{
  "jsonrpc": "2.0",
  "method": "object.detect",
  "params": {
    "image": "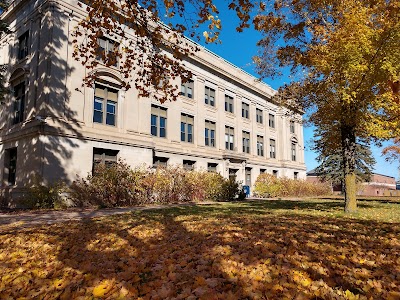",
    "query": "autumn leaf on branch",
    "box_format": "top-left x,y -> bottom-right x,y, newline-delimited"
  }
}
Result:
72,0 -> 256,103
